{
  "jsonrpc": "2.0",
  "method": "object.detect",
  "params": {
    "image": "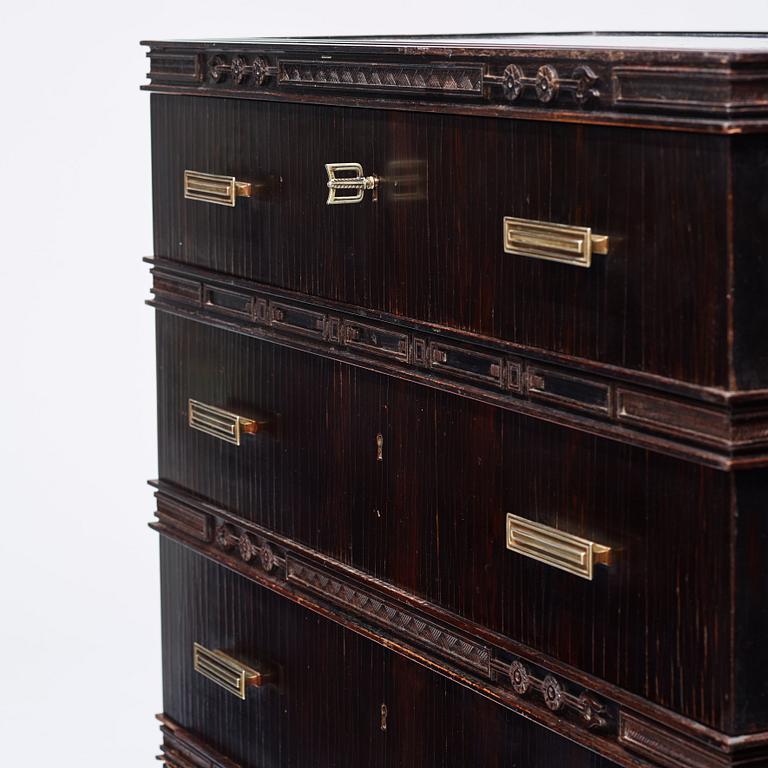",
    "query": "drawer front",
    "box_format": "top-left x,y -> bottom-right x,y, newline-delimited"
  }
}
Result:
152,94 -> 728,387
160,537 -> 618,768
157,313 -> 733,729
